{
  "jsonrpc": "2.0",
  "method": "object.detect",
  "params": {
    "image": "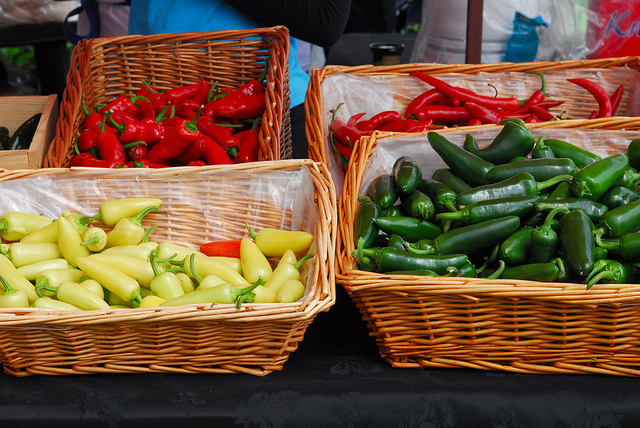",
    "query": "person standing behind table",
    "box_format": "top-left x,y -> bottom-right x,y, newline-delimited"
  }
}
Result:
128,0 -> 351,160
